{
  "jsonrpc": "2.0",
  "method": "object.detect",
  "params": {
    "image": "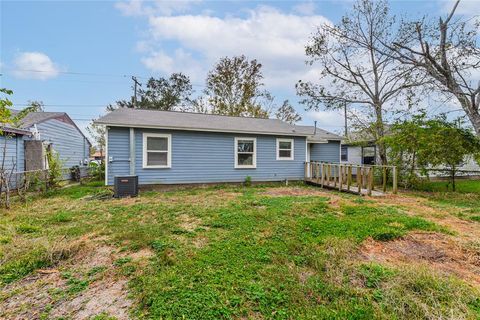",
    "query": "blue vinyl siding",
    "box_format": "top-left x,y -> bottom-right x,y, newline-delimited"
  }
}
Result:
107,127 -> 307,185
310,141 -> 341,163
0,134 -> 25,188
34,119 -> 90,168
0,134 -> 25,172
107,127 -> 130,183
